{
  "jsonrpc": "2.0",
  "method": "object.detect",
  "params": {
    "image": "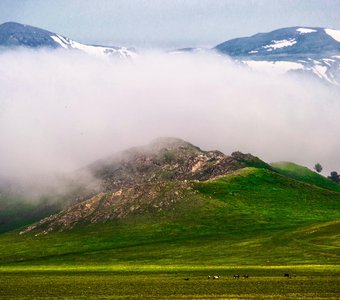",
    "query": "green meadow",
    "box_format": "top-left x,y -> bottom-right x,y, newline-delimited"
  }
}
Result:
0,165 -> 339,298
1,265 -> 339,299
